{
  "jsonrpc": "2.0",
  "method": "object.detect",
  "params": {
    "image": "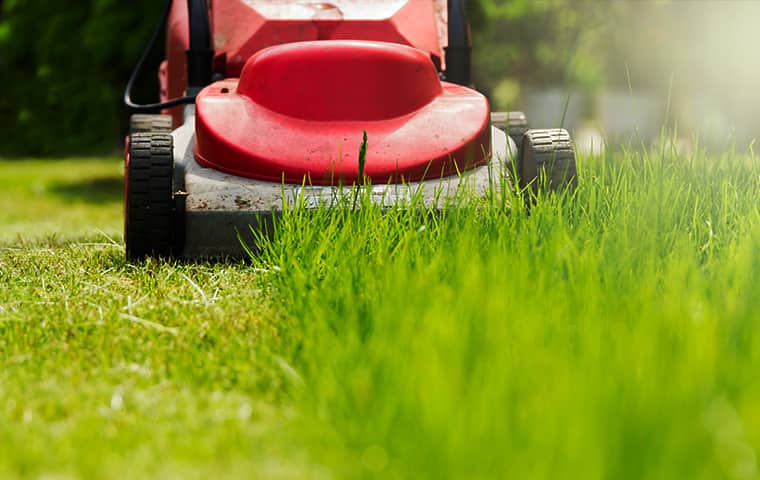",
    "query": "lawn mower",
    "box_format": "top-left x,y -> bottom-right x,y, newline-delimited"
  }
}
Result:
124,0 -> 577,259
